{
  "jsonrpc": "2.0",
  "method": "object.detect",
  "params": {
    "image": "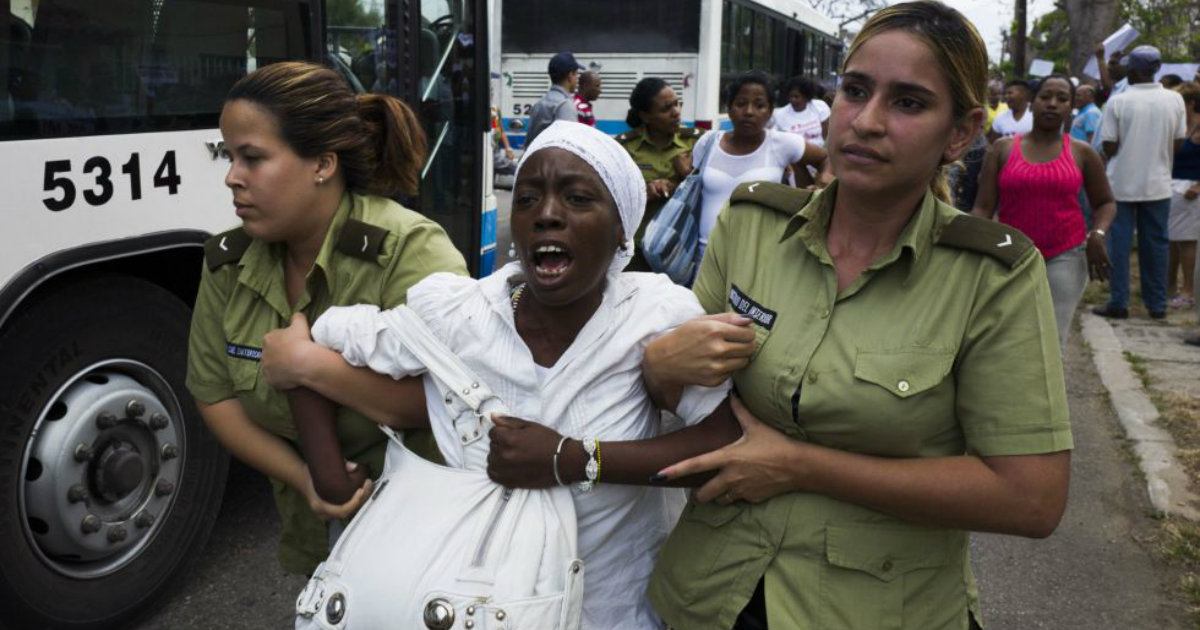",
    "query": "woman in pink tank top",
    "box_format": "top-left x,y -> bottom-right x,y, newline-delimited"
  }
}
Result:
972,74 -> 1117,348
